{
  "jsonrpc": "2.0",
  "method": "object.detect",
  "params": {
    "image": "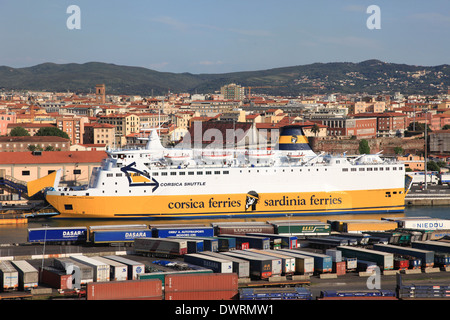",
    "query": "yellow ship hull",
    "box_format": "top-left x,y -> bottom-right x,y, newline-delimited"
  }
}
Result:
47,188 -> 405,219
